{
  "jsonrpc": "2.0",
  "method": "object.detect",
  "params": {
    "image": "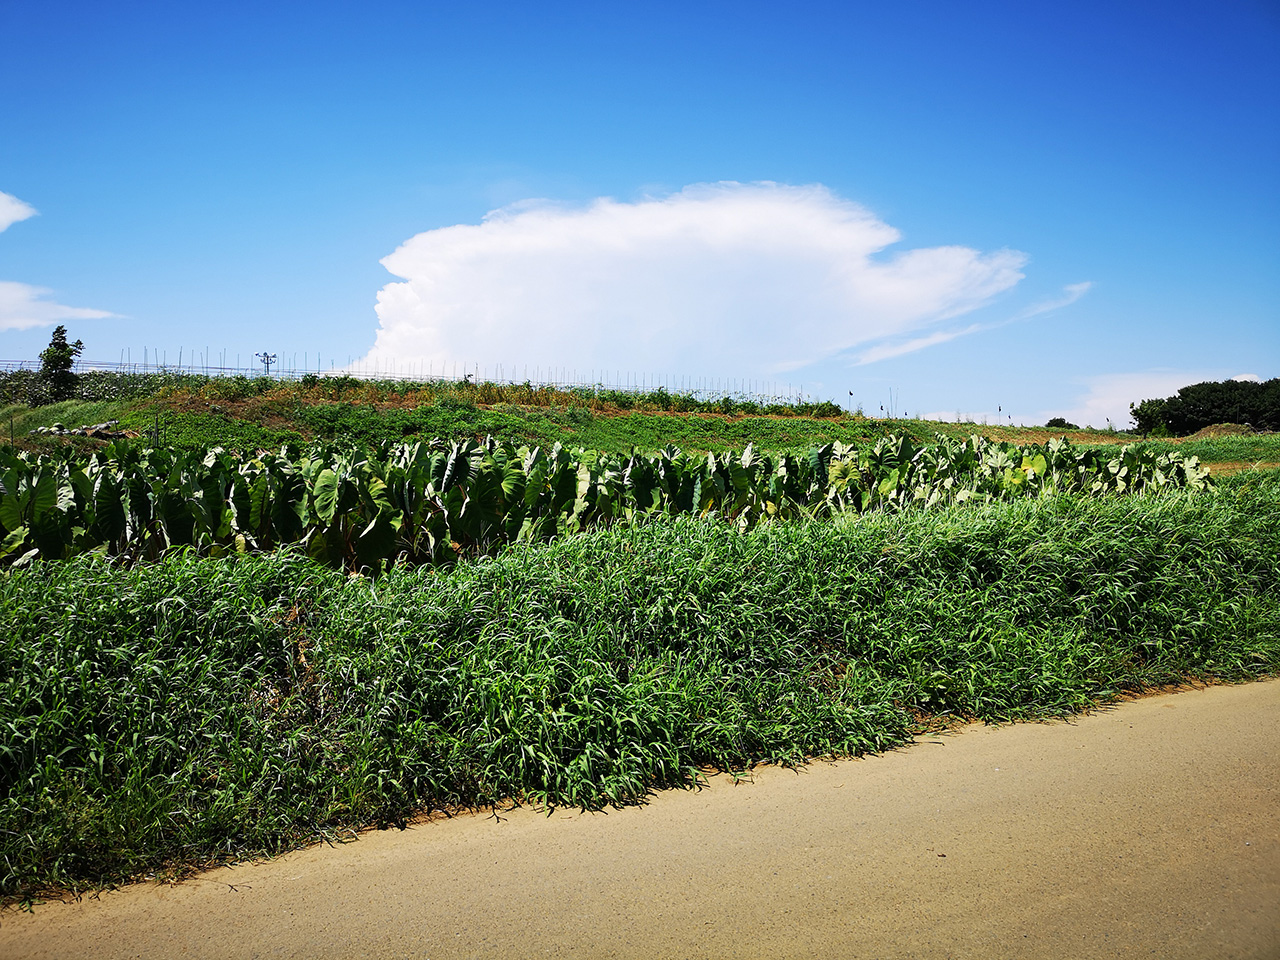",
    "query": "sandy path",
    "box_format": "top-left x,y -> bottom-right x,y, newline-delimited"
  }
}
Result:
2,680 -> 1278,960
